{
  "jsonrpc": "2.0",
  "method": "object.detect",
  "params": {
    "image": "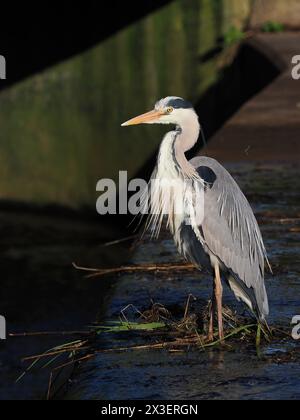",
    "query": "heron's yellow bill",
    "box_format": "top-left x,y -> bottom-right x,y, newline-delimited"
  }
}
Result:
121,109 -> 164,126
